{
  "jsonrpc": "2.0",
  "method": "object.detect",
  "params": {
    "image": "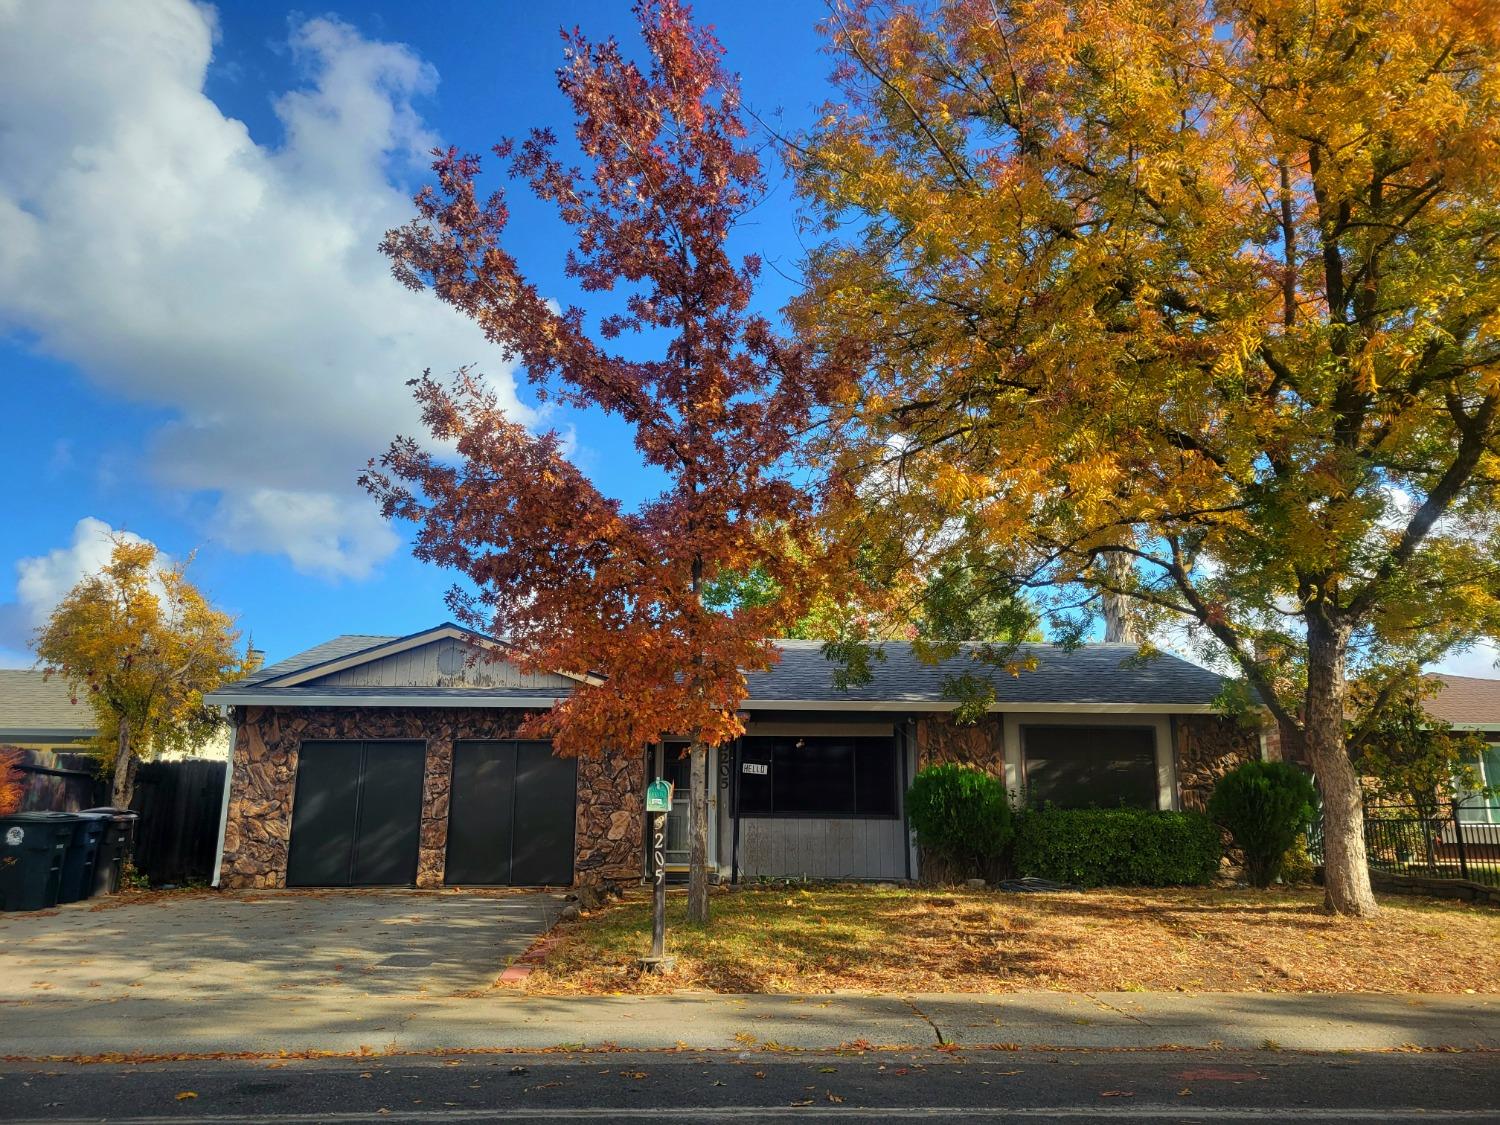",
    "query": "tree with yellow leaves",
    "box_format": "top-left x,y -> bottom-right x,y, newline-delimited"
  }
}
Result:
795,0 -> 1500,916
34,540 -> 252,807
